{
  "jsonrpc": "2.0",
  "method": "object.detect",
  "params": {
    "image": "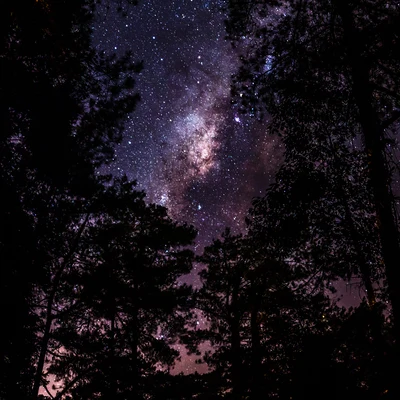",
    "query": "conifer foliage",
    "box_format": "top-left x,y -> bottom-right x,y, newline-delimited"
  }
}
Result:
226,0 -> 400,342
47,178 -> 197,399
